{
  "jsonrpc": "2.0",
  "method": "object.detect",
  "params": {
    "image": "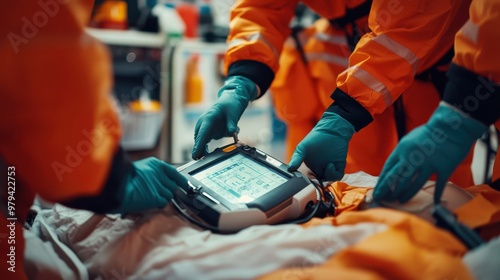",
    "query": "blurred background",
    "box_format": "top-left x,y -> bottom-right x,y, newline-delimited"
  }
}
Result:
86,0 -> 496,185
86,0 -> 317,164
